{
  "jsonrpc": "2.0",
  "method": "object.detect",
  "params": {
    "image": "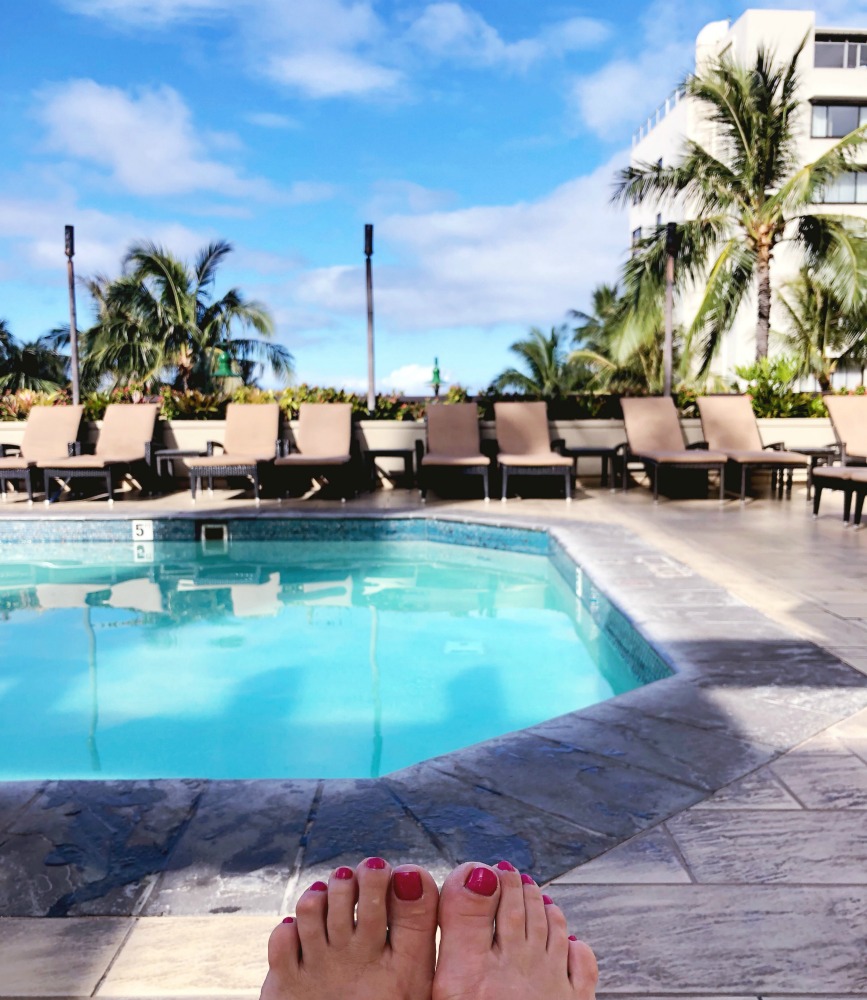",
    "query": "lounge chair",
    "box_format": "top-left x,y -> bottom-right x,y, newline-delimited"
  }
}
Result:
0,405 -> 83,503
620,396 -> 727,502
416,403 -> 490,501
697,395 -> 808,502
186,402 -> 280,504
274,403 -> 354,500
43,403 -> 158,505
824,395 -> 867,466
494,401 -> 573,501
